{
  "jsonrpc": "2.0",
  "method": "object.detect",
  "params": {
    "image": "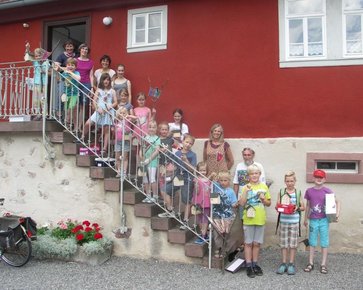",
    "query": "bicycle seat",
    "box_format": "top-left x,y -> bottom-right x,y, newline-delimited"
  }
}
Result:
0,216 -> 21,231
